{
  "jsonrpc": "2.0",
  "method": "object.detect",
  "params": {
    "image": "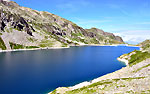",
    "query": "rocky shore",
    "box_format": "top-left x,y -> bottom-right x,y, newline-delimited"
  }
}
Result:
49,49 -> 150,94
